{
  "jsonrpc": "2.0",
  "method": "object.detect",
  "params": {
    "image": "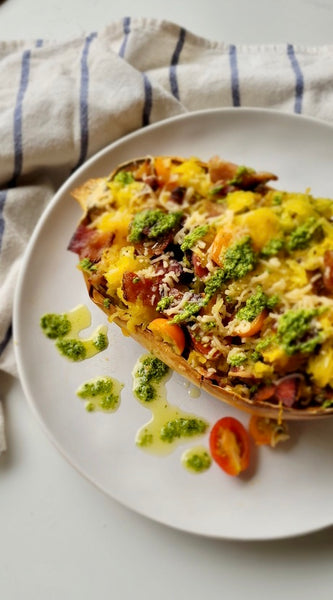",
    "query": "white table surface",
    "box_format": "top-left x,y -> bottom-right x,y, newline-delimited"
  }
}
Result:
2,1 -> 333,598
